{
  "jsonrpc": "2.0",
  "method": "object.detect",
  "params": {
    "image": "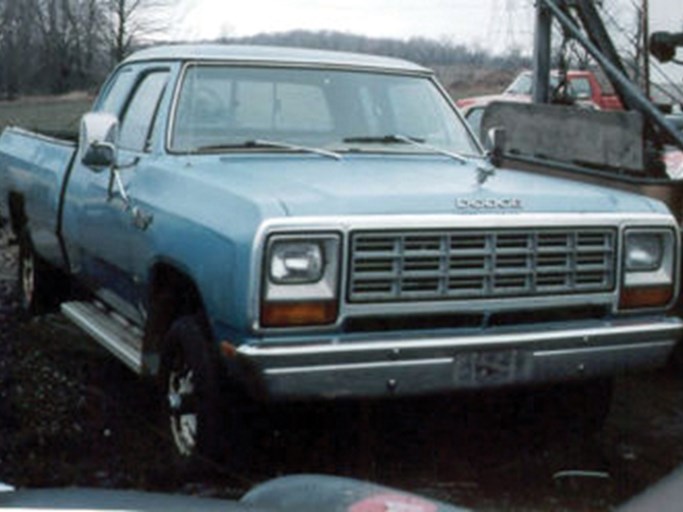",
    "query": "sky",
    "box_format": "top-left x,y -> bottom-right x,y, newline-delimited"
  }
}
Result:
168,0 -> 682,81
170,0 -> 525,50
